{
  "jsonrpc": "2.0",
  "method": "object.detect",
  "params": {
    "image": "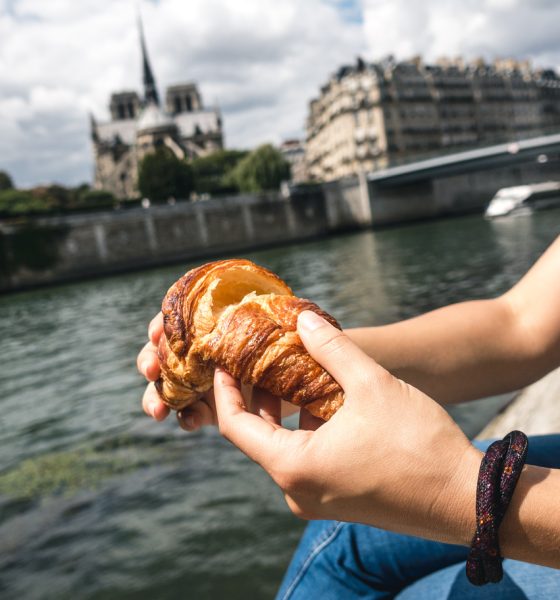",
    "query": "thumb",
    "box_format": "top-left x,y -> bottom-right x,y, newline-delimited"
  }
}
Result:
213,368 -> 290,470
297,310 -> 380,393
